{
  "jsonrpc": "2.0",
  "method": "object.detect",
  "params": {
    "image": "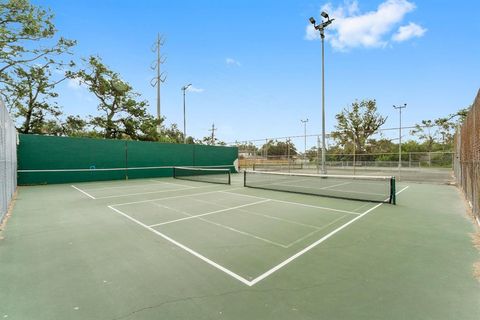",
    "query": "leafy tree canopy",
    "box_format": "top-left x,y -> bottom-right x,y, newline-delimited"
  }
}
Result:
0,0 -> 75,76
71,56 -> 157,140
331,99 -> 387,154
260,139 -> 297,156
